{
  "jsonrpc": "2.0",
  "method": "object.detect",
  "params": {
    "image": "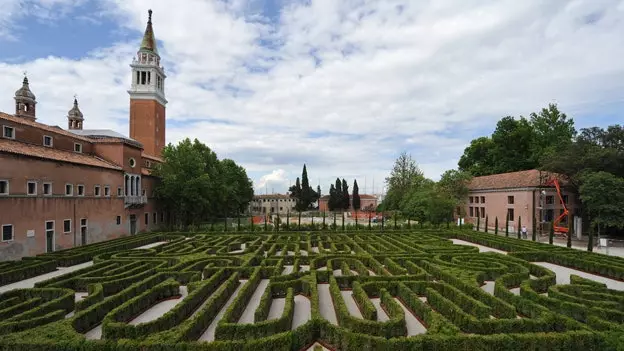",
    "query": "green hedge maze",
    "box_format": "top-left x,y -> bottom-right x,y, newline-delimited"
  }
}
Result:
0,230 -> 623,350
